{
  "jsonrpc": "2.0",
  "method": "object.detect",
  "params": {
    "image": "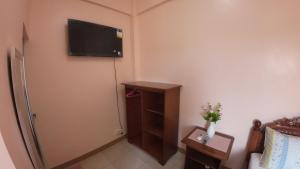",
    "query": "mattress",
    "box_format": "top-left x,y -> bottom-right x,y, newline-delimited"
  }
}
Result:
249,153 -> 265,169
